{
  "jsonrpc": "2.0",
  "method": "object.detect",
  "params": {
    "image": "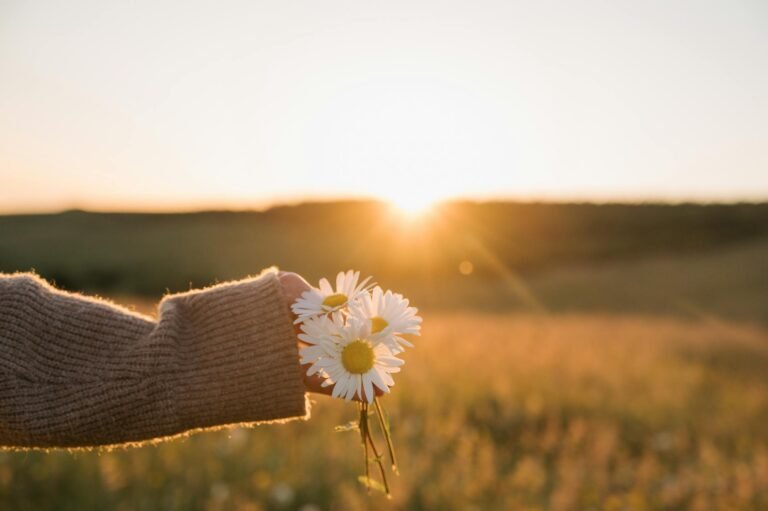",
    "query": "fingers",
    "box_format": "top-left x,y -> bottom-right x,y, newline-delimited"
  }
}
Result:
302,369 -> 333,397
279,271 -> 311,334
278,271 -> 311,305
